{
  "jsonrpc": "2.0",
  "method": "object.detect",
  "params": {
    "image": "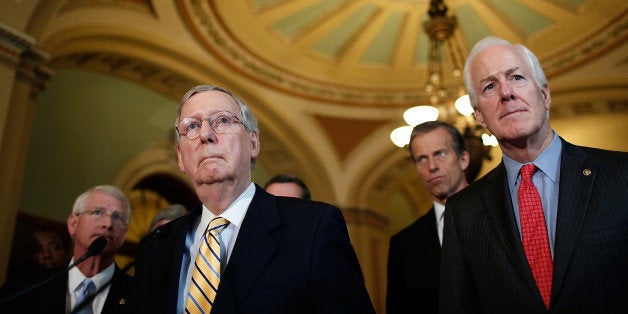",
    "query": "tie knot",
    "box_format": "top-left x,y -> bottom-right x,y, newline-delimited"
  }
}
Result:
520,164 -> 537,181
76,279 -> 95,295
208,217 -> 229,235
